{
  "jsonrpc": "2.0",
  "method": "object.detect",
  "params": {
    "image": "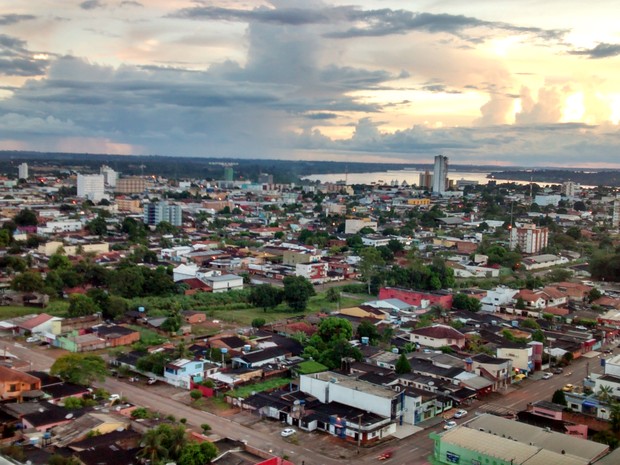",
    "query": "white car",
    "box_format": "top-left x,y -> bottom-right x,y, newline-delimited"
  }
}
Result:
542,372 -> 553,380
281,428 -> 296,437
444,421 -> 457,430
26,336 -> 40,343
453,409 -> 468,419
109,394 -> 120,401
